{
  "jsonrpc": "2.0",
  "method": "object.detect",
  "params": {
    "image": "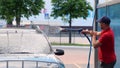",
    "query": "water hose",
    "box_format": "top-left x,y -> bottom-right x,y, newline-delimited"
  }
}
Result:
65,28 -> 92,68
83,34 -> 92,68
